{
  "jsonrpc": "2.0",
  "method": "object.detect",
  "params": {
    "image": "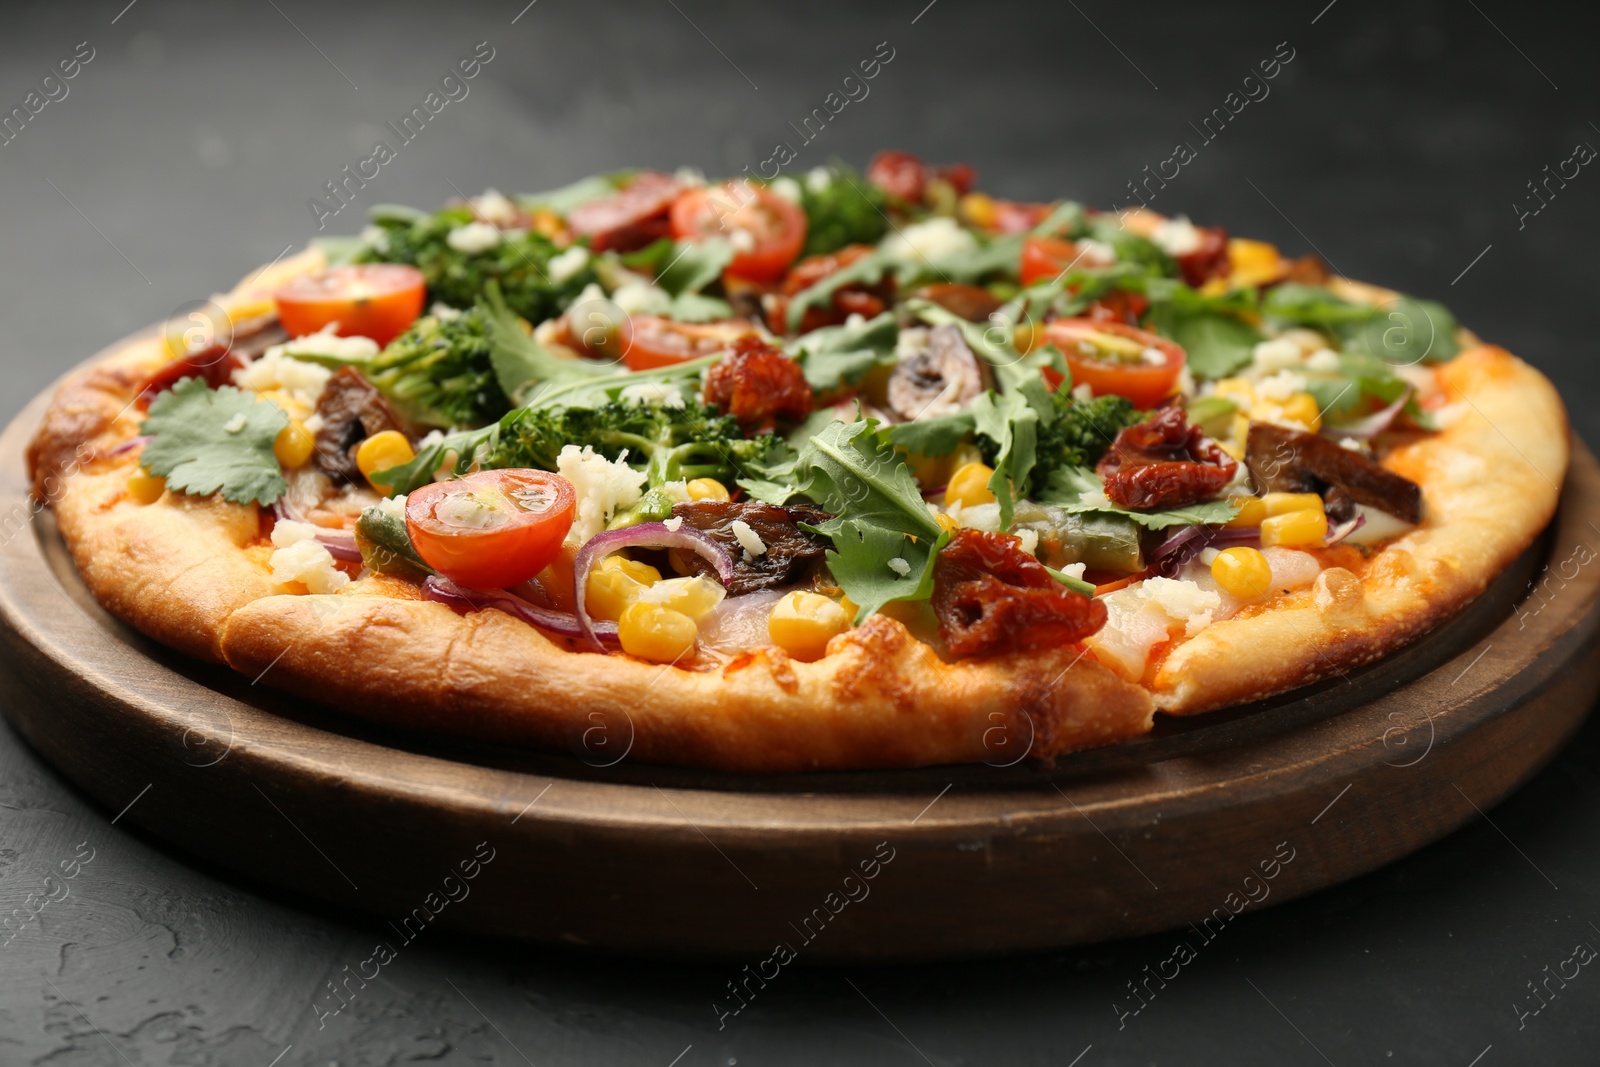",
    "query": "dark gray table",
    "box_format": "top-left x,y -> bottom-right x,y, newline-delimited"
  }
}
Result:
2,1 -> 1598,1062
